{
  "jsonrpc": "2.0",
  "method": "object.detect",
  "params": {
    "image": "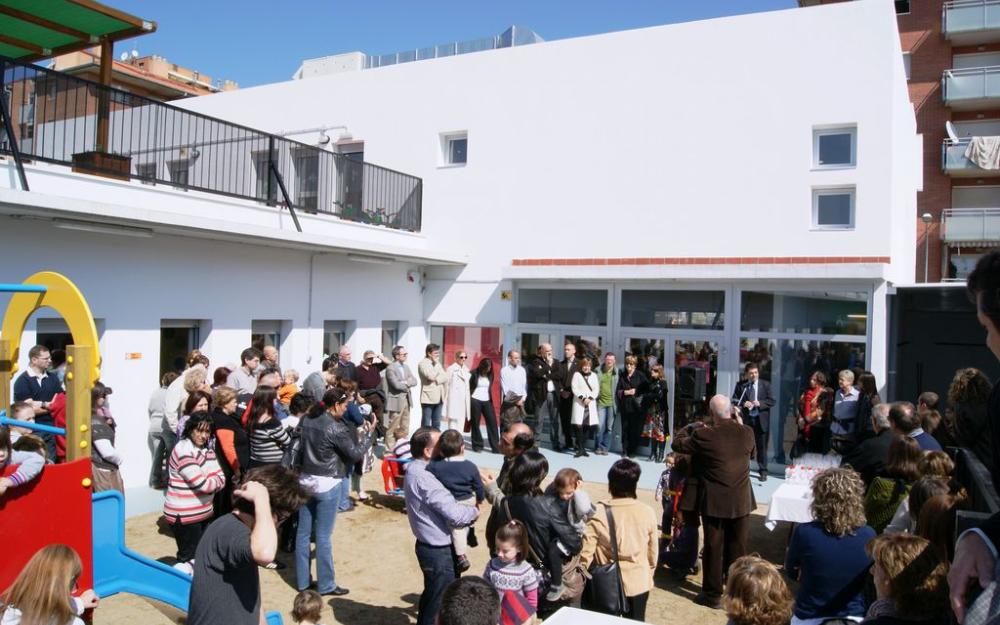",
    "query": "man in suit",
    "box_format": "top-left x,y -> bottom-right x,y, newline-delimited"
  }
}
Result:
841,403 -> 895,488
731,361 -> 775,481
889,400 -> 943,452
385,344 -> 418,449
526,343 -> 563,451
672,394 -> 755,610
557,342 -> 578,452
